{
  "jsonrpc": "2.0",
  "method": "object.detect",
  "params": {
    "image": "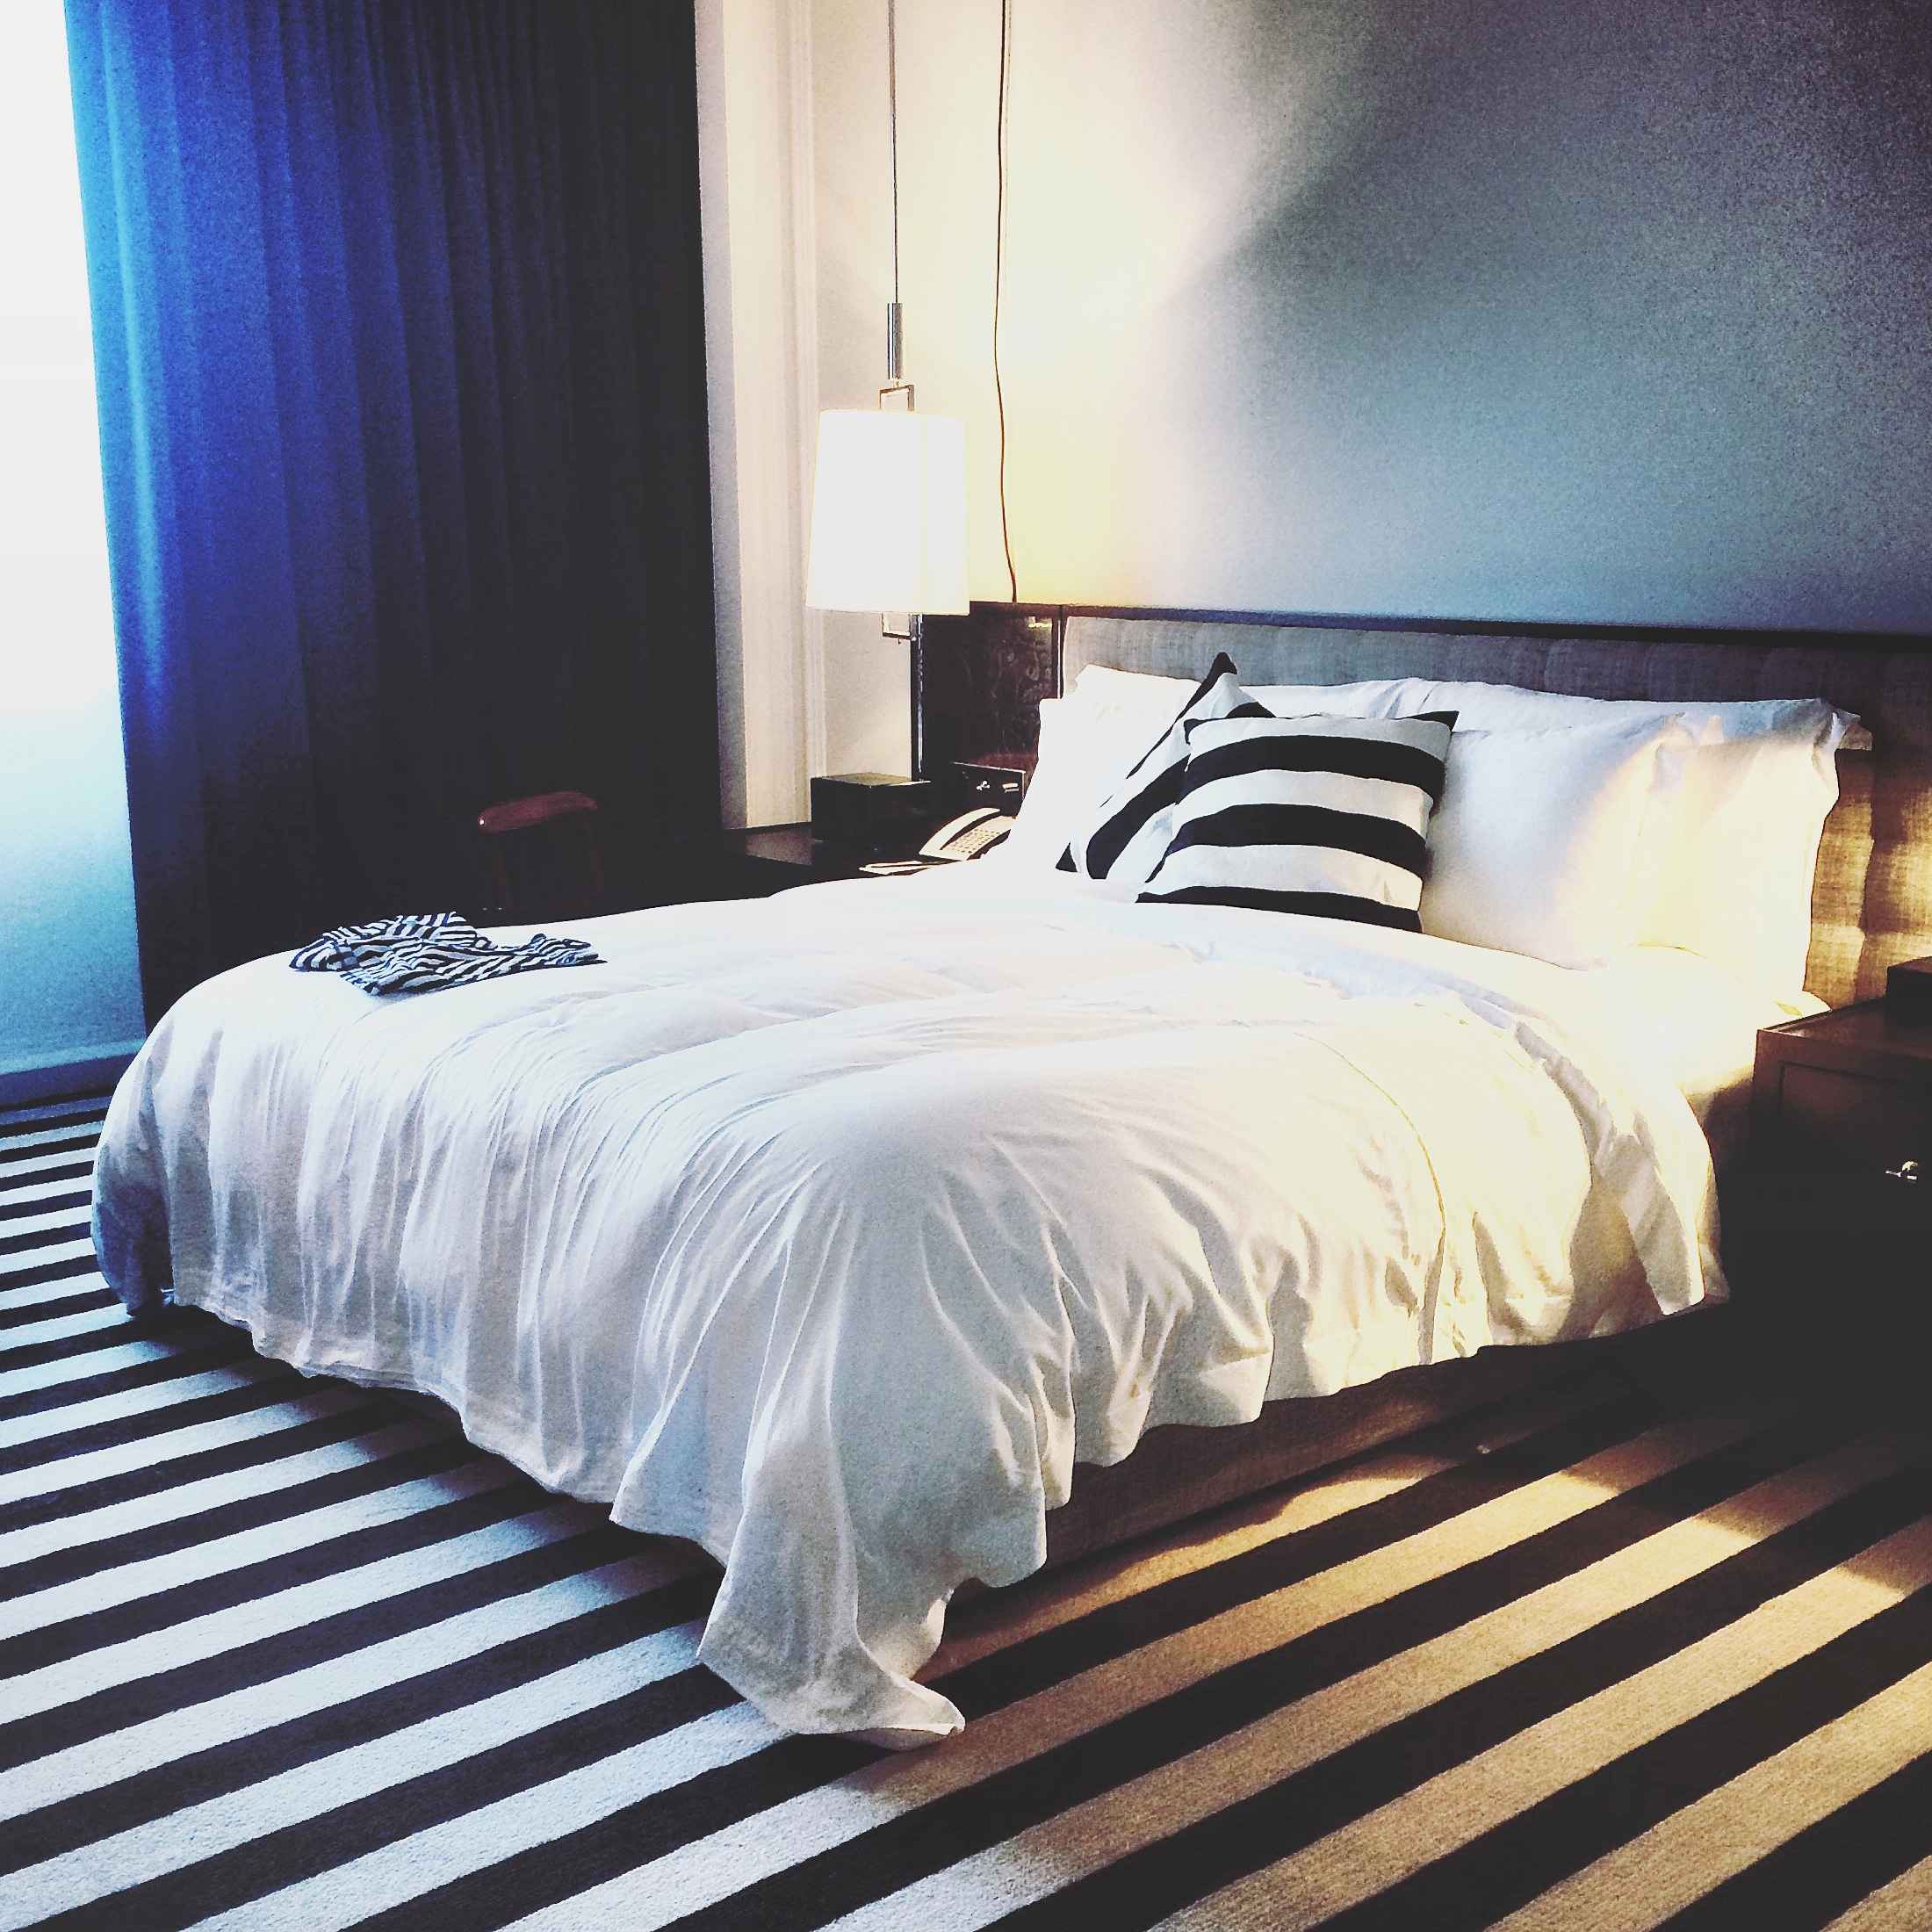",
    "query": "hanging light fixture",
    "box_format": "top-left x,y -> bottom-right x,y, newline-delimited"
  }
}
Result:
804,0 -> 969,782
